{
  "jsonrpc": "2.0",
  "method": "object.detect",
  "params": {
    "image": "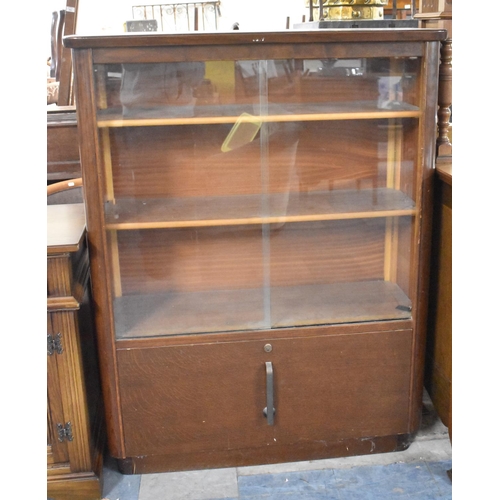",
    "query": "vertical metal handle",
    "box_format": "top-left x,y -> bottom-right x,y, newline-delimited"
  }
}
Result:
263,361 -> 275,425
